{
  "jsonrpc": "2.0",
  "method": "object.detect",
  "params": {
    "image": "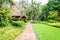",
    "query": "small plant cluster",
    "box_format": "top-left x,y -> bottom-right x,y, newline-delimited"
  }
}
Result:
12,21 -> 25,27
0,8 -> 11,27
0,27 -> 22,40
